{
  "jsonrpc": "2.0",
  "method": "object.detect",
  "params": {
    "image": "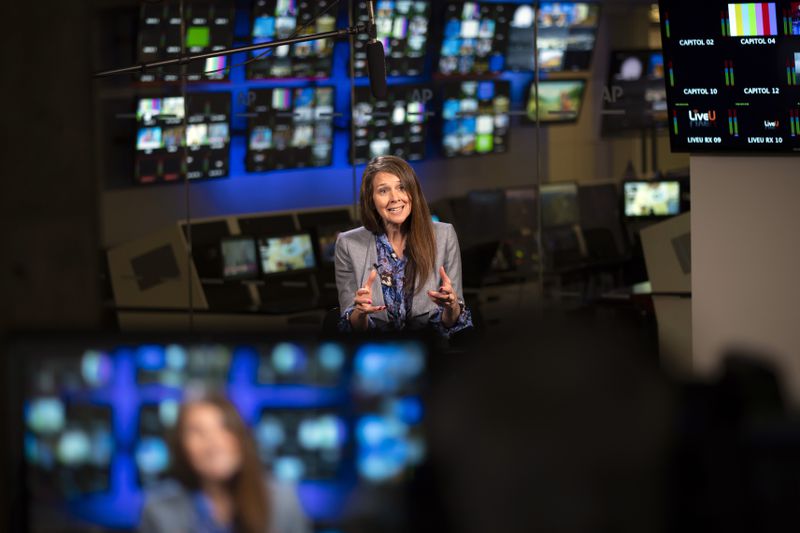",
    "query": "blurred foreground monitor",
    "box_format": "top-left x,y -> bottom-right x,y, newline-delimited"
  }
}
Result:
13,335 -> 432,532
